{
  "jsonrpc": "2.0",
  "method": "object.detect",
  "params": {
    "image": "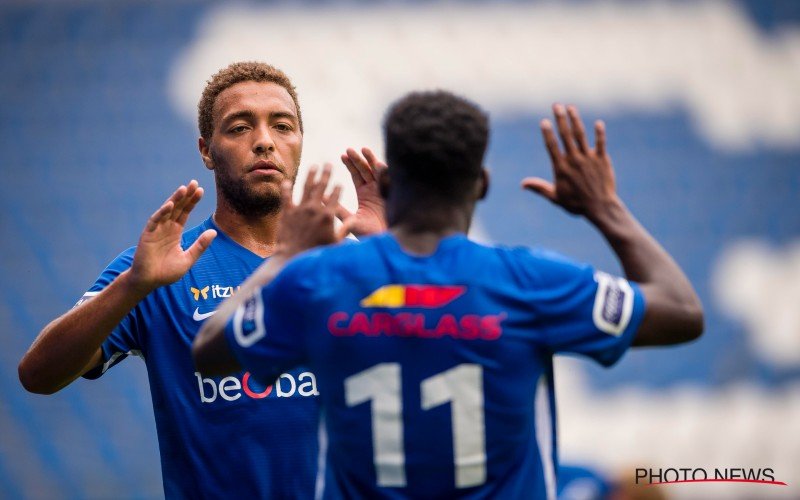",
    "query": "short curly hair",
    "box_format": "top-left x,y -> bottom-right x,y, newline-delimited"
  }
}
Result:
384,90 -> 489,200
197,61 -> 303,141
